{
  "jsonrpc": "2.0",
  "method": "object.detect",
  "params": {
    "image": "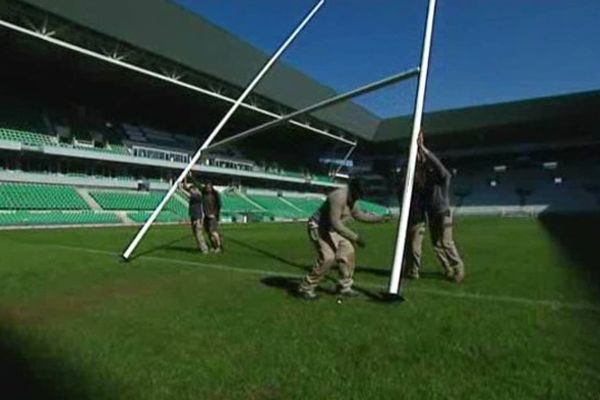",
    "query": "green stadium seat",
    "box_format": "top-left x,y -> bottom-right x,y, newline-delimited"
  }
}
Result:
89,190 -> 188,216
0,183 -> 89,210
284,197 -> 324,217
0,122 -> 129,155
128,211 -> 187,223
247,194 -> 306,219
0,211 -> 120,226
0,128 -> 56,146
0,182 -> 389,228
221,192 -> 263,214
